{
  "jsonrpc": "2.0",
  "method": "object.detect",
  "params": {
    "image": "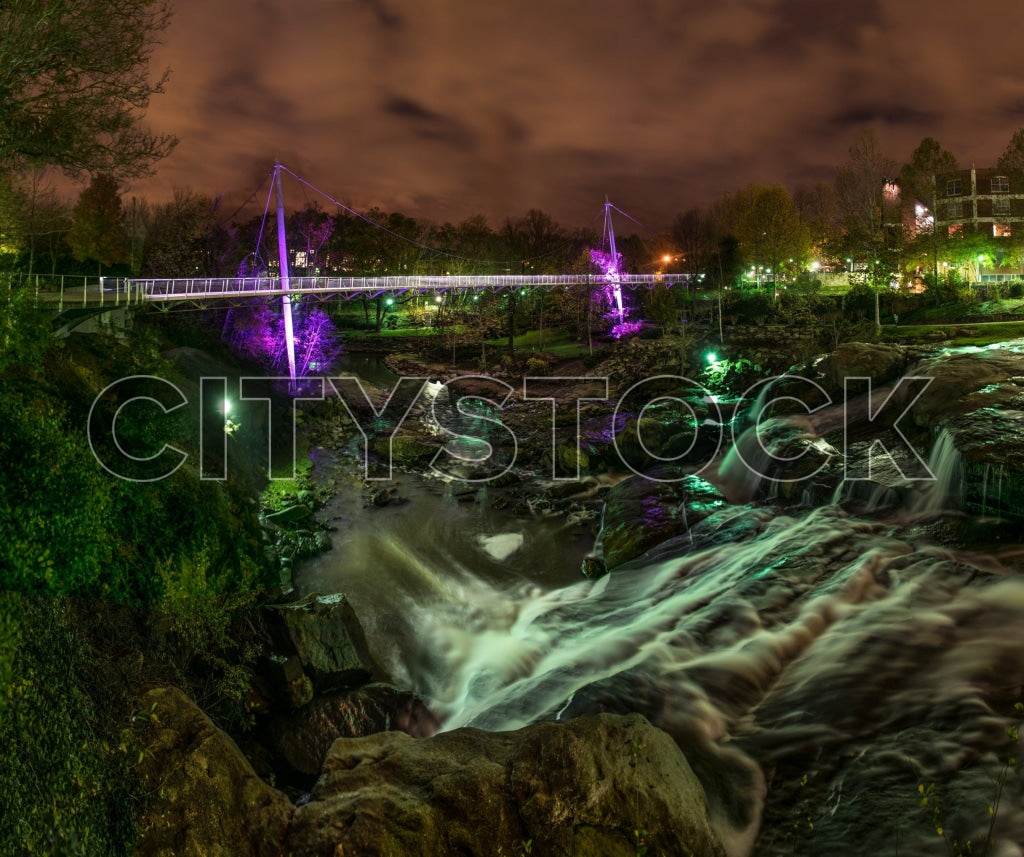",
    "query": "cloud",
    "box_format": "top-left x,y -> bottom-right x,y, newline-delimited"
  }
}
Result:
120,0 -> 1024,231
